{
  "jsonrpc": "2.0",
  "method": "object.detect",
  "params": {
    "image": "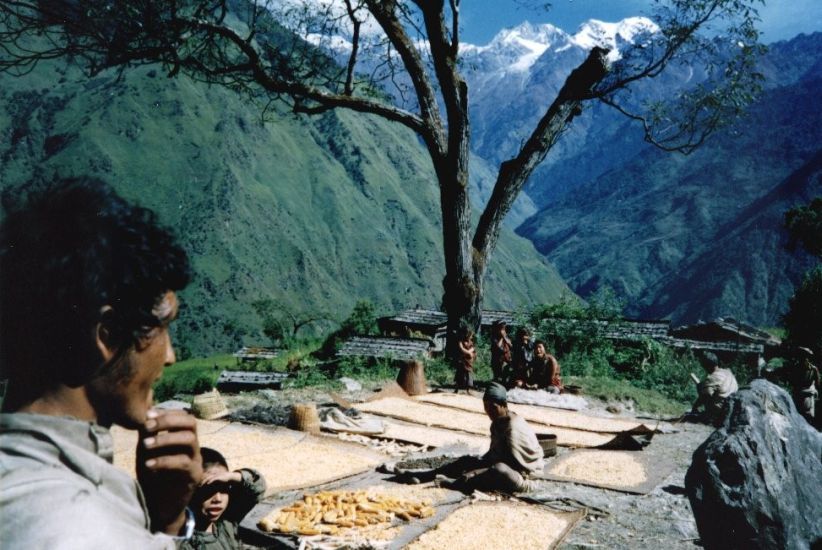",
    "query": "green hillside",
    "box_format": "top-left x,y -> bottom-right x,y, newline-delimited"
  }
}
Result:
0,61 -> 570,355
